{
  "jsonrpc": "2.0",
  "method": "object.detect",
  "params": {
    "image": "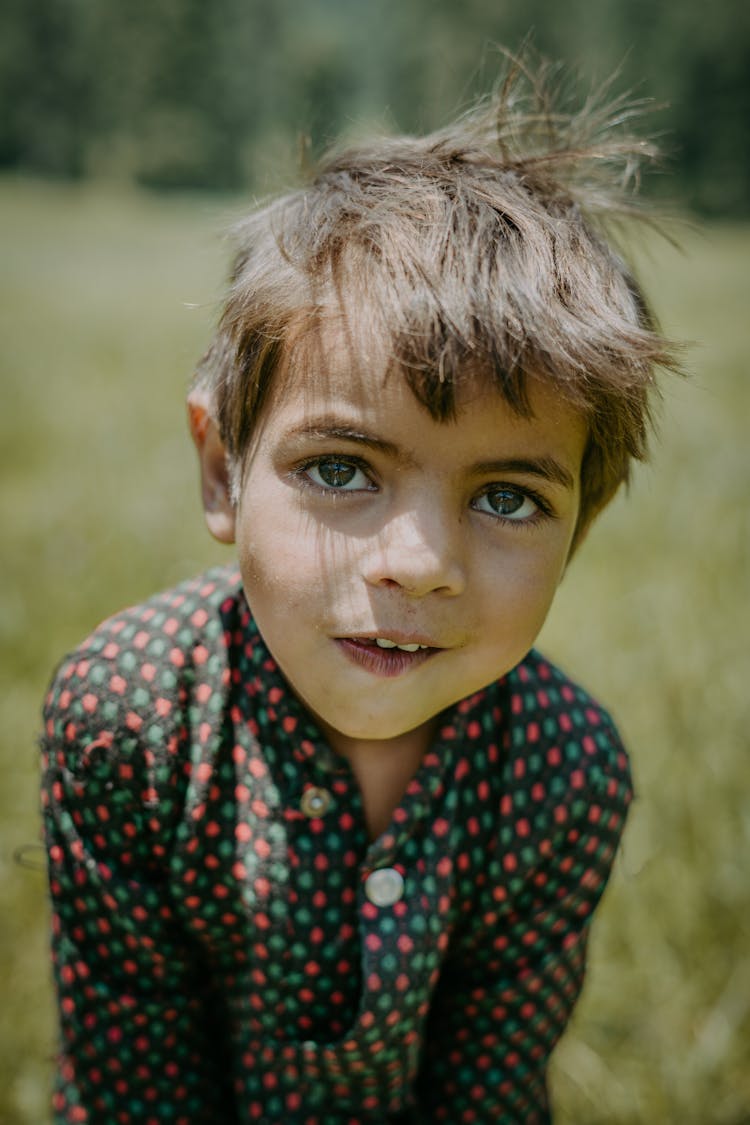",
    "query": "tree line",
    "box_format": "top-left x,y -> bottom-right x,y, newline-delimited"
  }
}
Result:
1,0 -> 748,215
